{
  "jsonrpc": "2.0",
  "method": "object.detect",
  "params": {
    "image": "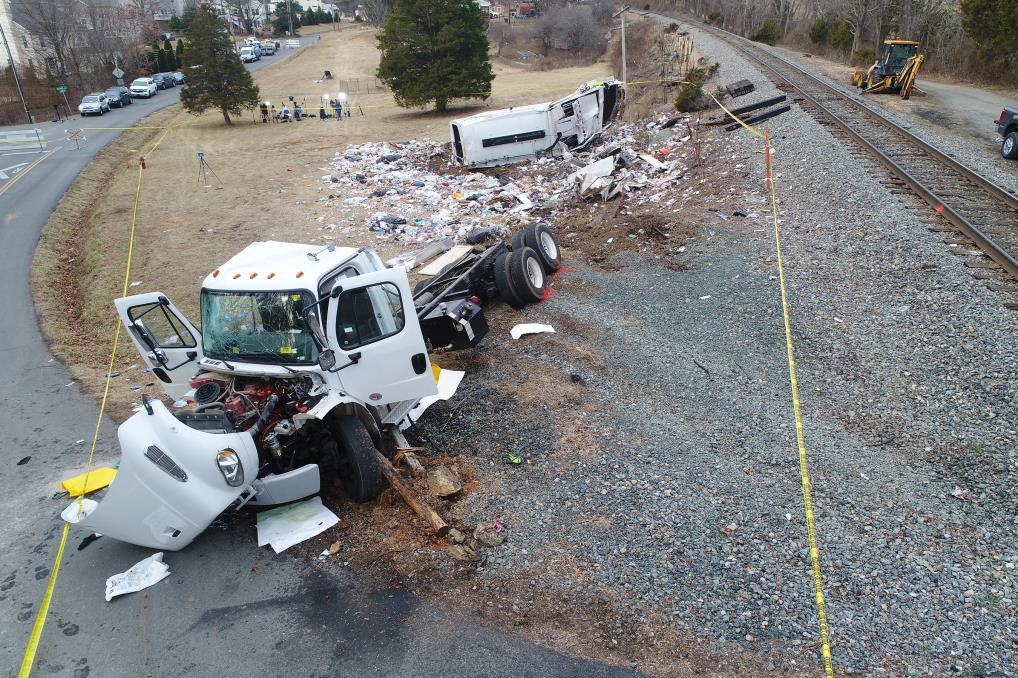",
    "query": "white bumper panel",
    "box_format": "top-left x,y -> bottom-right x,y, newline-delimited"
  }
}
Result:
64,401 -> 258,551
